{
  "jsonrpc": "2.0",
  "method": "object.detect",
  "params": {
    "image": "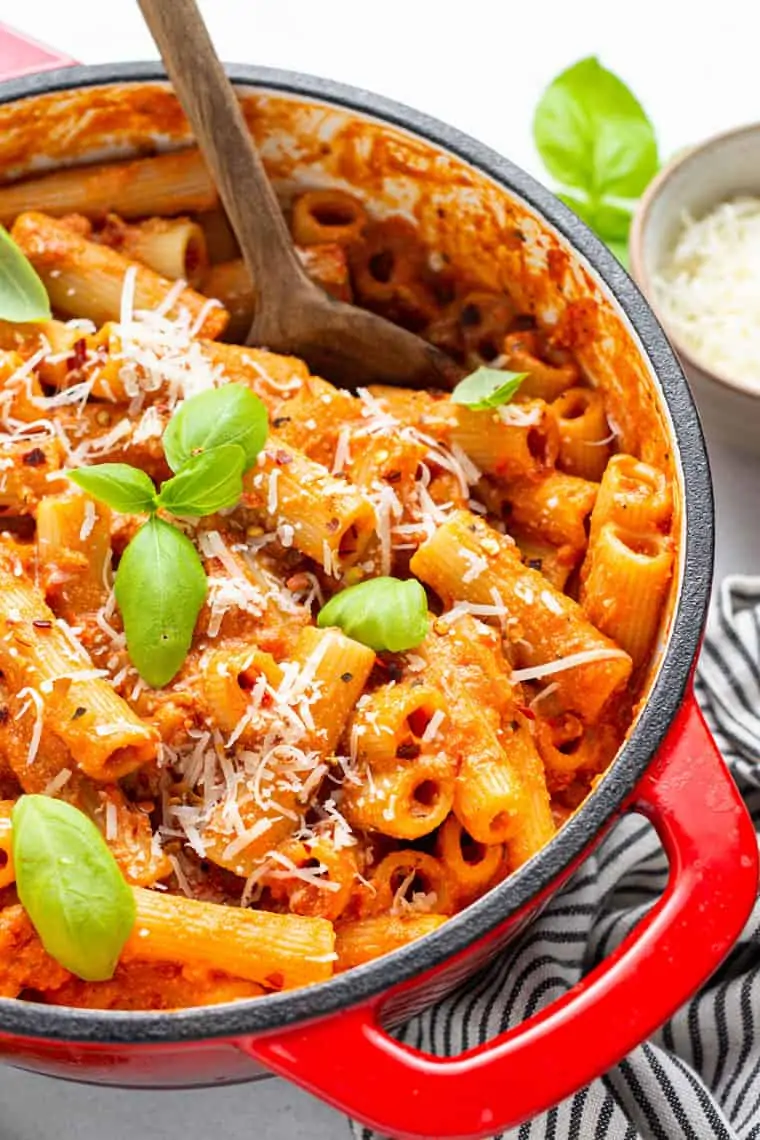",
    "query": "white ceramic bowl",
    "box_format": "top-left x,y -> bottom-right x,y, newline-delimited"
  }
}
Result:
629,123 -> 760,451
